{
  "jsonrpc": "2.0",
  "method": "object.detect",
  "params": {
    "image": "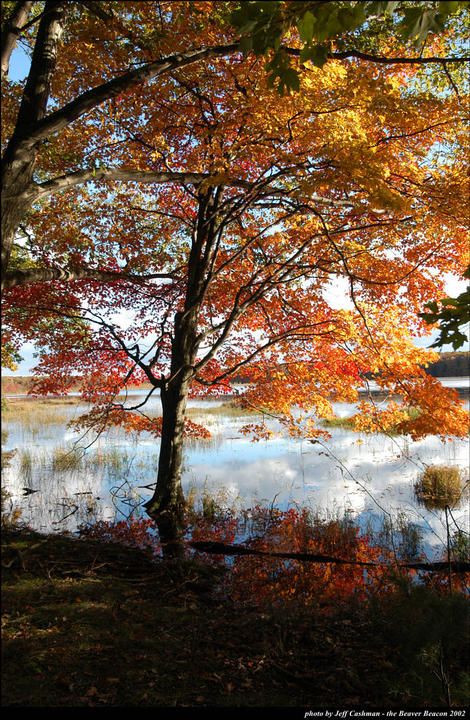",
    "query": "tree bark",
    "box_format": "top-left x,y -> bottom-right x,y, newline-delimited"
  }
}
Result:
2,264 -> 174,288
144,190 -> 219,558
1,0 -> 68,286
145,371 -> 190,559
